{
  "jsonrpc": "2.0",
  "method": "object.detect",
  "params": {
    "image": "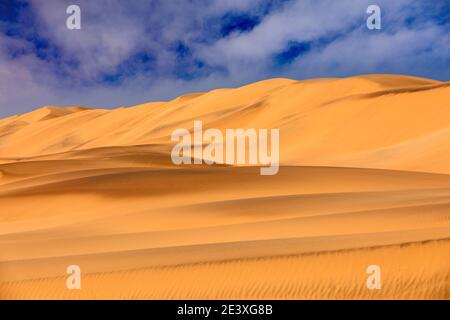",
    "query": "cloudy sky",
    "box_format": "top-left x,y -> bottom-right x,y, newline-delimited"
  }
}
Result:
0,0 -> 449,116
